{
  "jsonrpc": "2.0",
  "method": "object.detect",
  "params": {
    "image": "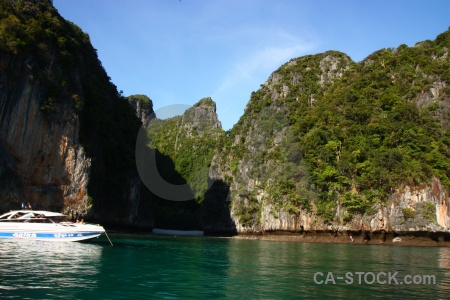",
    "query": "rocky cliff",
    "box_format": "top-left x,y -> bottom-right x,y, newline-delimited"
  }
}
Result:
0,0 -> 153,228
127,94 -> 154,128
208,51 -> 354,233
0,52 -> 90,213
206,30 -> 450,241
